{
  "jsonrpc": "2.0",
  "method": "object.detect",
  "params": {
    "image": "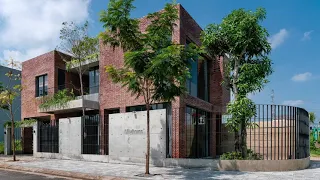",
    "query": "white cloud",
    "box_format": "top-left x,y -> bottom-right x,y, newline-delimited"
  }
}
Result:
0,0 -> 91,62
302,30 -> 314,41
291,72 -> 312,82
1,48 -> 50,62
282,100 -> 304,107
268,29 -> 289,49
